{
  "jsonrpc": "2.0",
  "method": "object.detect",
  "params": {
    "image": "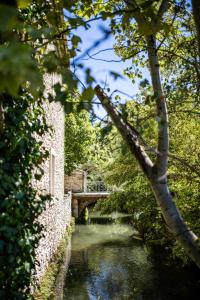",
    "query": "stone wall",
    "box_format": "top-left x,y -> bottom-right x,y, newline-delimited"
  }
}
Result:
34,73 -> 71,283
64,170 -> 86,193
